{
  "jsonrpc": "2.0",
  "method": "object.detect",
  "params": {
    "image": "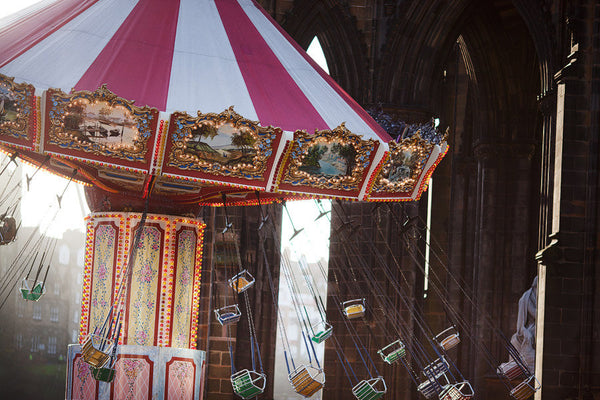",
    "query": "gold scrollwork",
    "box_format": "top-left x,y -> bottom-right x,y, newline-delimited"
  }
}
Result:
0,74 -> 35,142
167,106 -> 276,180
46,85 -> 157,163
370,134 -> 436,194
280,123 -> 377,191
